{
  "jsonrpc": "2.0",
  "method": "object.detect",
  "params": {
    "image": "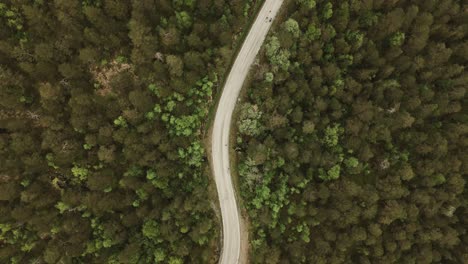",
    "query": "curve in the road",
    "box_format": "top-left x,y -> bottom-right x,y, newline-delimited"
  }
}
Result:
211,1 -> 284,263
